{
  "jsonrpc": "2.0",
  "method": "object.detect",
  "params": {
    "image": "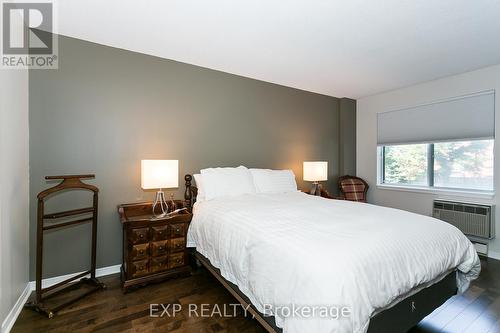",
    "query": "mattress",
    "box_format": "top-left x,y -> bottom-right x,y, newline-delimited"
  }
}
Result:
187,192 -> 481,333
